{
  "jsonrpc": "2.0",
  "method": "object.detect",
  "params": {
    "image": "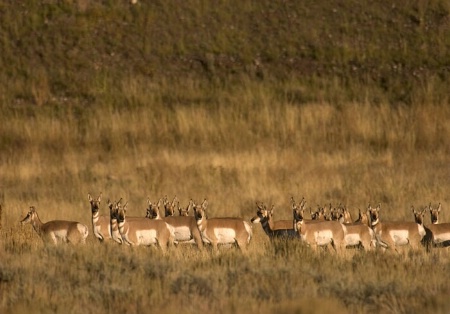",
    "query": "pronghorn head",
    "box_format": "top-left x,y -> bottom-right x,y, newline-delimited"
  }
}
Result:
146,198 -> 162,219
193,199 -> 208,221
412,206 -> 426,225
117,202 -> 129,223
251,203 -> 272,224
356,208 -> 371,226
163,195 -> 178,217
88,193 -> 102,214
21,206 -> 37,225
310,207 -> 320,220
367,204 -> 381,226
342,206 -> 353,223
178,200 -> 192,216
429,203 -> 441,224
292,199 -> 307,223
109,198 -> 122,220
329,204 -> 343,221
